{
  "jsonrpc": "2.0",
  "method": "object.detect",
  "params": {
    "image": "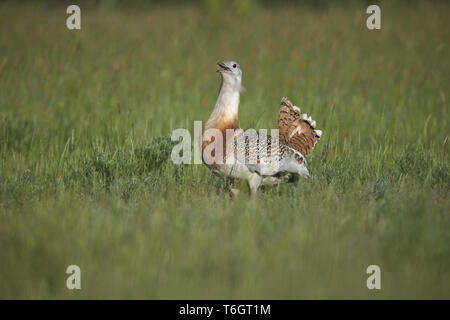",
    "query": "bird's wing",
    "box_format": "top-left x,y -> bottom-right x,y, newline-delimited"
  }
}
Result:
278,97 -> 322,157
229,131 -> 308,177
